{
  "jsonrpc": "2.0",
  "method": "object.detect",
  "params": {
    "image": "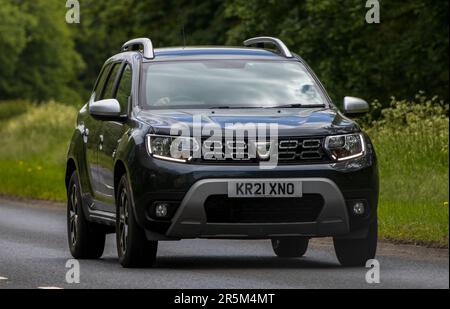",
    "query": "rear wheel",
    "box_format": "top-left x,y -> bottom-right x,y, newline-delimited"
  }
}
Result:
333,219 -> 378,267
67,171 -> 106,259
271,238 -> 309,258
116,175 -> 158,268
